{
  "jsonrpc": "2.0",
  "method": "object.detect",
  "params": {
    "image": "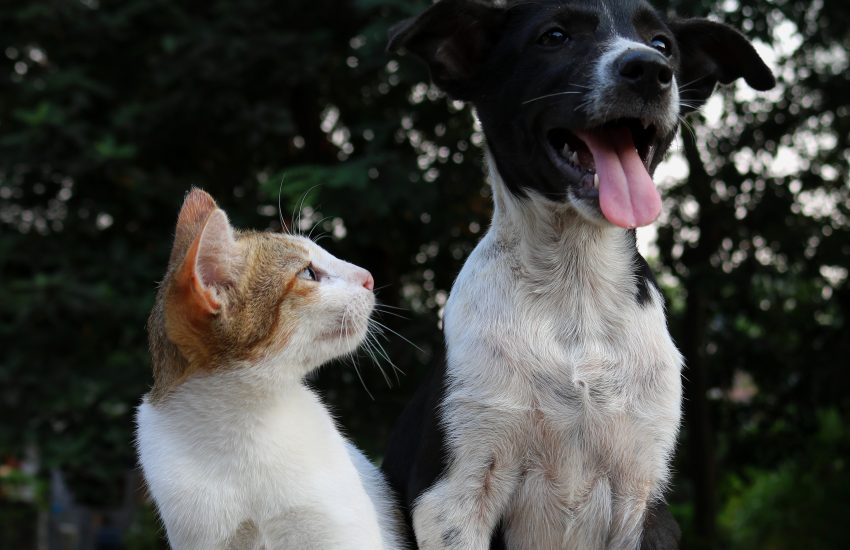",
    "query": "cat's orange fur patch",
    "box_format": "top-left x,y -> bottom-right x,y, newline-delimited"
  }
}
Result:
147,189 -> 317,403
